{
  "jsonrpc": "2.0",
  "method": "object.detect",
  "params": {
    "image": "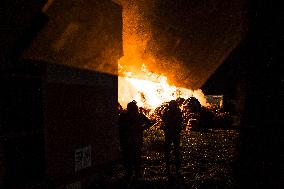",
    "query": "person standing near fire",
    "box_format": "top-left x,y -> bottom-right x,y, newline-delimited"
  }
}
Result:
162,100 -> 183,178
118,101 -> 153,181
